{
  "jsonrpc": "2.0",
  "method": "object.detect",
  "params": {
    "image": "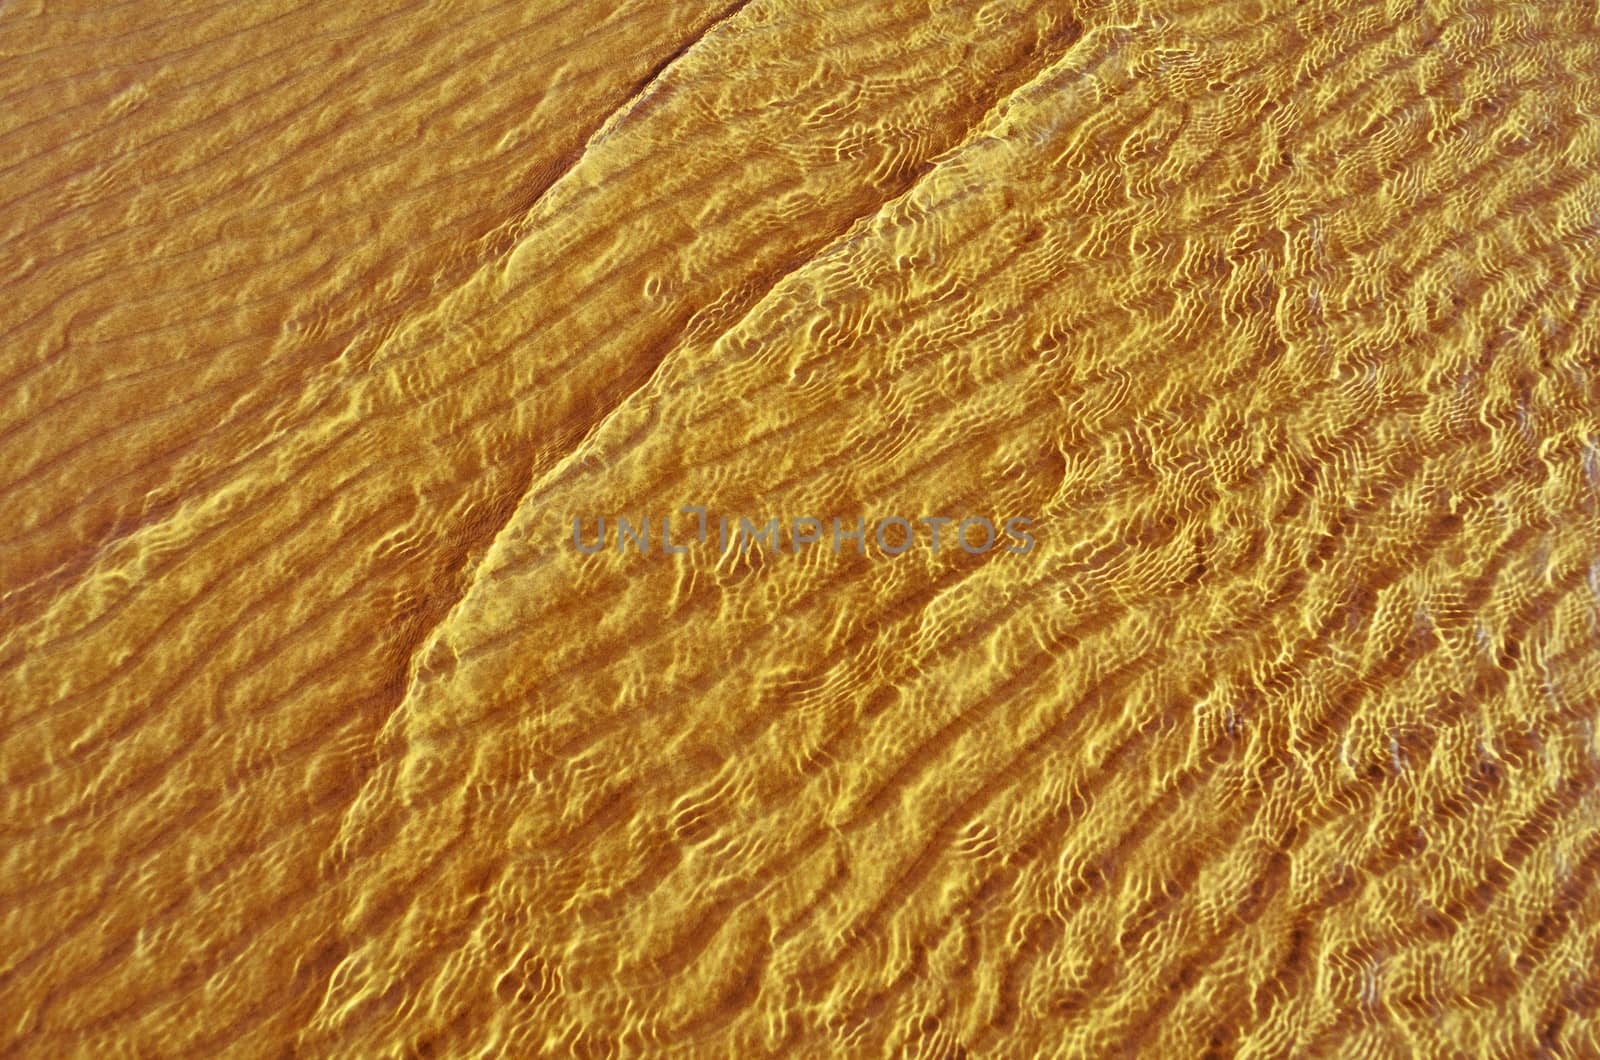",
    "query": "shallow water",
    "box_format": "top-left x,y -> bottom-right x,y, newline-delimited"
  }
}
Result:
3,0 -> 1599,1054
